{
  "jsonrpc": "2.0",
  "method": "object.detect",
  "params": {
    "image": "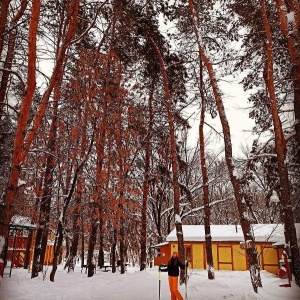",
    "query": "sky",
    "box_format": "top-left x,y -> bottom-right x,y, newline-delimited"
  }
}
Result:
186,74 -> 257,157
1,263 -> 300,300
